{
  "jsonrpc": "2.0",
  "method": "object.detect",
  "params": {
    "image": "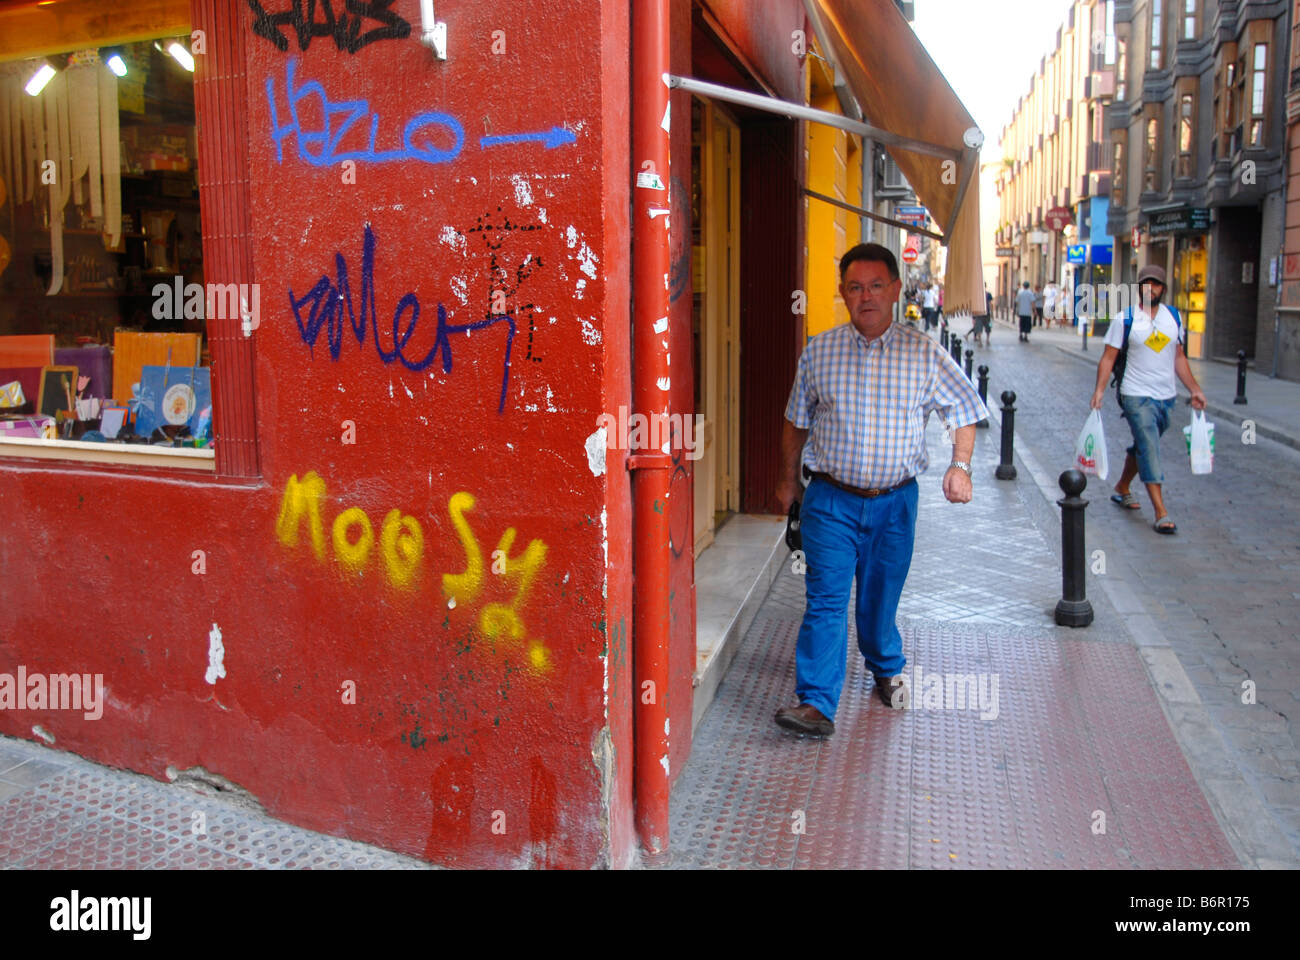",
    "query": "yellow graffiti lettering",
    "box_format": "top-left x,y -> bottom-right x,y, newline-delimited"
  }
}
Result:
479,528 -> 548,642
442,491 -> 484,604
332,507 -> 374,573
380,508 -> 424,589
275,471 -> 327,560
